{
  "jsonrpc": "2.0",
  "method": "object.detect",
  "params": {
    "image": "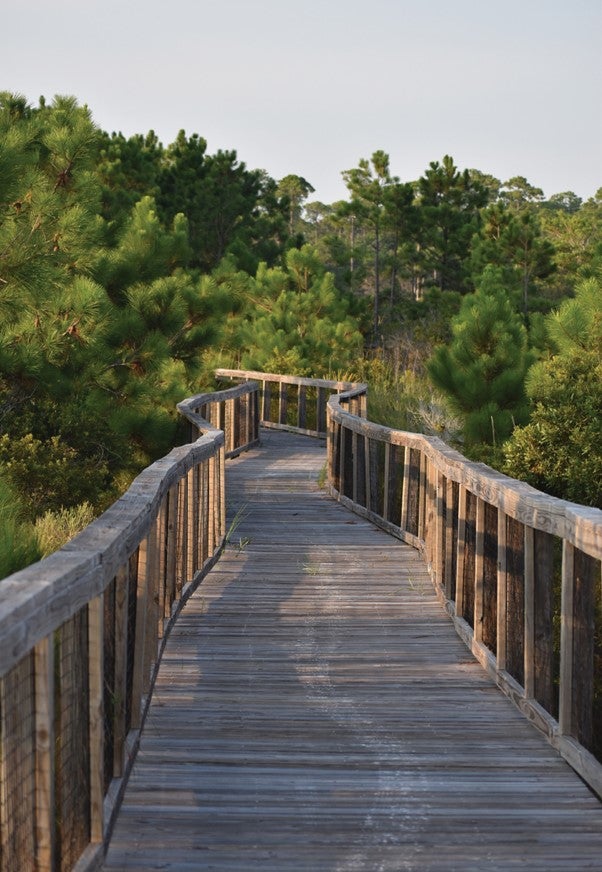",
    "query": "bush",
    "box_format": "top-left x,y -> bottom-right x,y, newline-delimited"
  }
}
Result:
35,502 -> 96,558
0,433 -> 112,520
0,477 -> 40,579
